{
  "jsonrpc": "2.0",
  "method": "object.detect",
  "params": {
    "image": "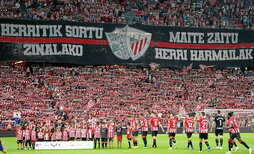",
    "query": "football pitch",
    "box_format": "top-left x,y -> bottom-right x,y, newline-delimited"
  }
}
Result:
1,133 -> 254,154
